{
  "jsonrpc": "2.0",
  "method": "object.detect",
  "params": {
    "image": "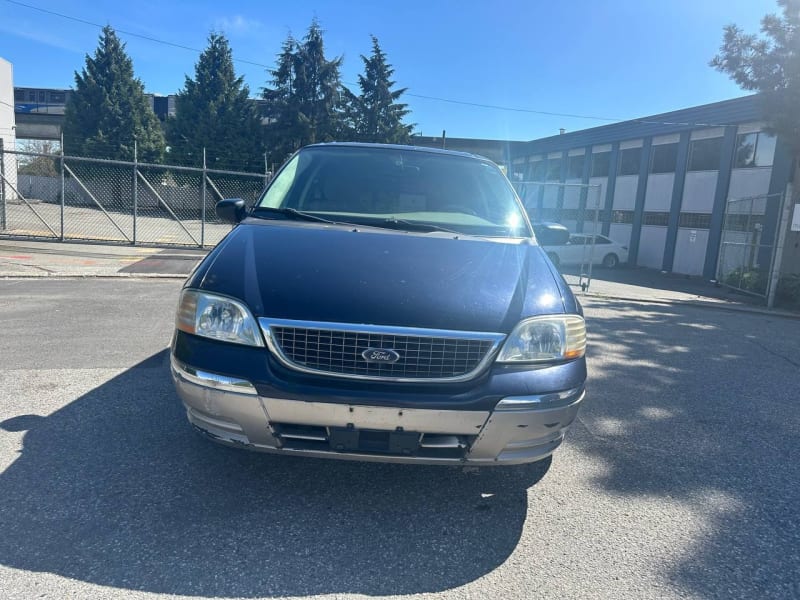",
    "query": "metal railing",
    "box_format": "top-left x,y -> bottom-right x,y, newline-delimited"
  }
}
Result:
0,147 -> 269,248
716,192 -> 784,301
512,180 -> 604,292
